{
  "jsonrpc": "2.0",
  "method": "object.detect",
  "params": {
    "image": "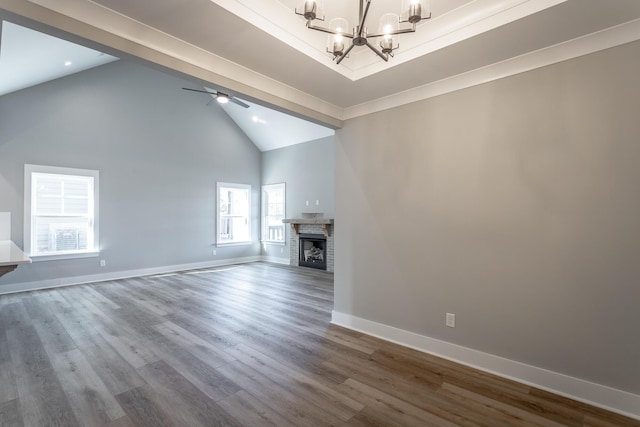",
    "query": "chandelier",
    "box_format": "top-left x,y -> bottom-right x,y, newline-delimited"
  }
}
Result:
295,0 -> 431,64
